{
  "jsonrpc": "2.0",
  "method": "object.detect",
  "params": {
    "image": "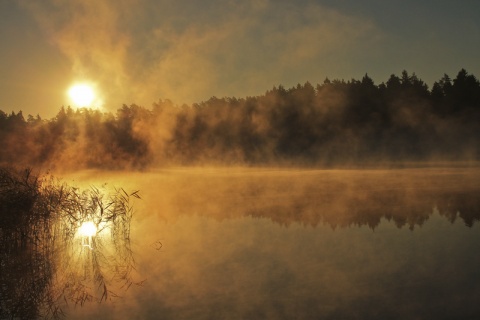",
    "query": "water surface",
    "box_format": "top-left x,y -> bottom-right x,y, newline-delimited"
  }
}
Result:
61,167 -> 480,319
